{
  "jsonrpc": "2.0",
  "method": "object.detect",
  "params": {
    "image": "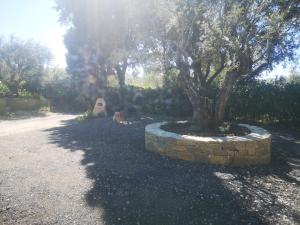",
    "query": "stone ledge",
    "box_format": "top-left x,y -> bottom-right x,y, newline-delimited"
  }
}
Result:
145,122 -> 271,166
